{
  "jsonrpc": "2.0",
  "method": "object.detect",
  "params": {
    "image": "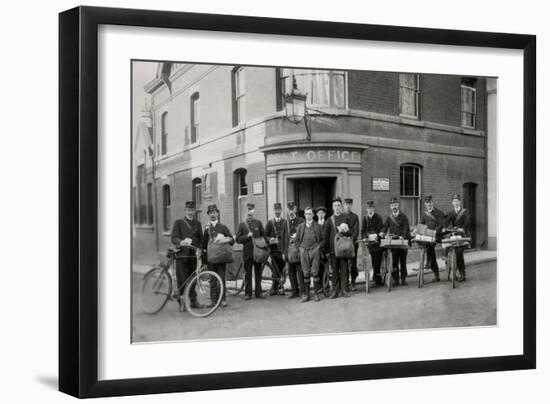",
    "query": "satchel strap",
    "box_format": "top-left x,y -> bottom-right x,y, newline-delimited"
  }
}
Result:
424,211 -> 437,221
389,214 -> 399,226
456,208 -> 466,221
